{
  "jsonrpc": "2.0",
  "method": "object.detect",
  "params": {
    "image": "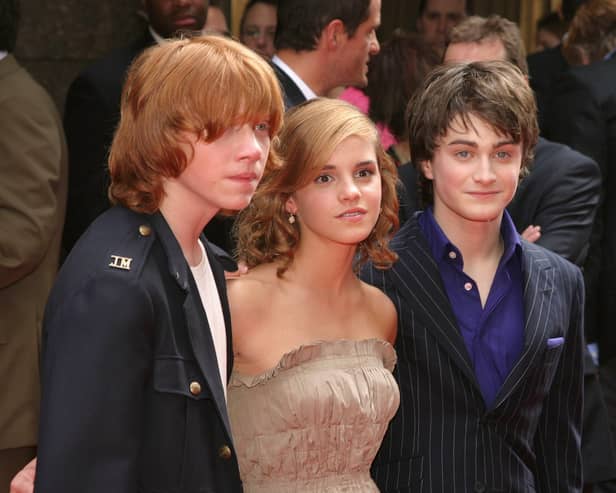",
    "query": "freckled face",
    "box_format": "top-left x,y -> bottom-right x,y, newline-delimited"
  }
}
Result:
174,121 -> 271,215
